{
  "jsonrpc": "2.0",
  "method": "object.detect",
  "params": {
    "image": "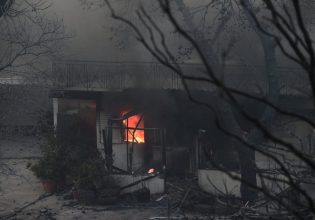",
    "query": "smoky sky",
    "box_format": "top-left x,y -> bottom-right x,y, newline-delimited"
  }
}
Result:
49,0 -> 304,67
50,0 -> 149,62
